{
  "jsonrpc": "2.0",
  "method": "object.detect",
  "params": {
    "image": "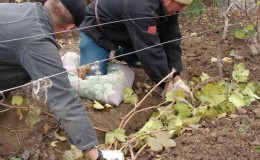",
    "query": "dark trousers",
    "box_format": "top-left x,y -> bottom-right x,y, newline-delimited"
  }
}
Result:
0,47 -> 98,151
